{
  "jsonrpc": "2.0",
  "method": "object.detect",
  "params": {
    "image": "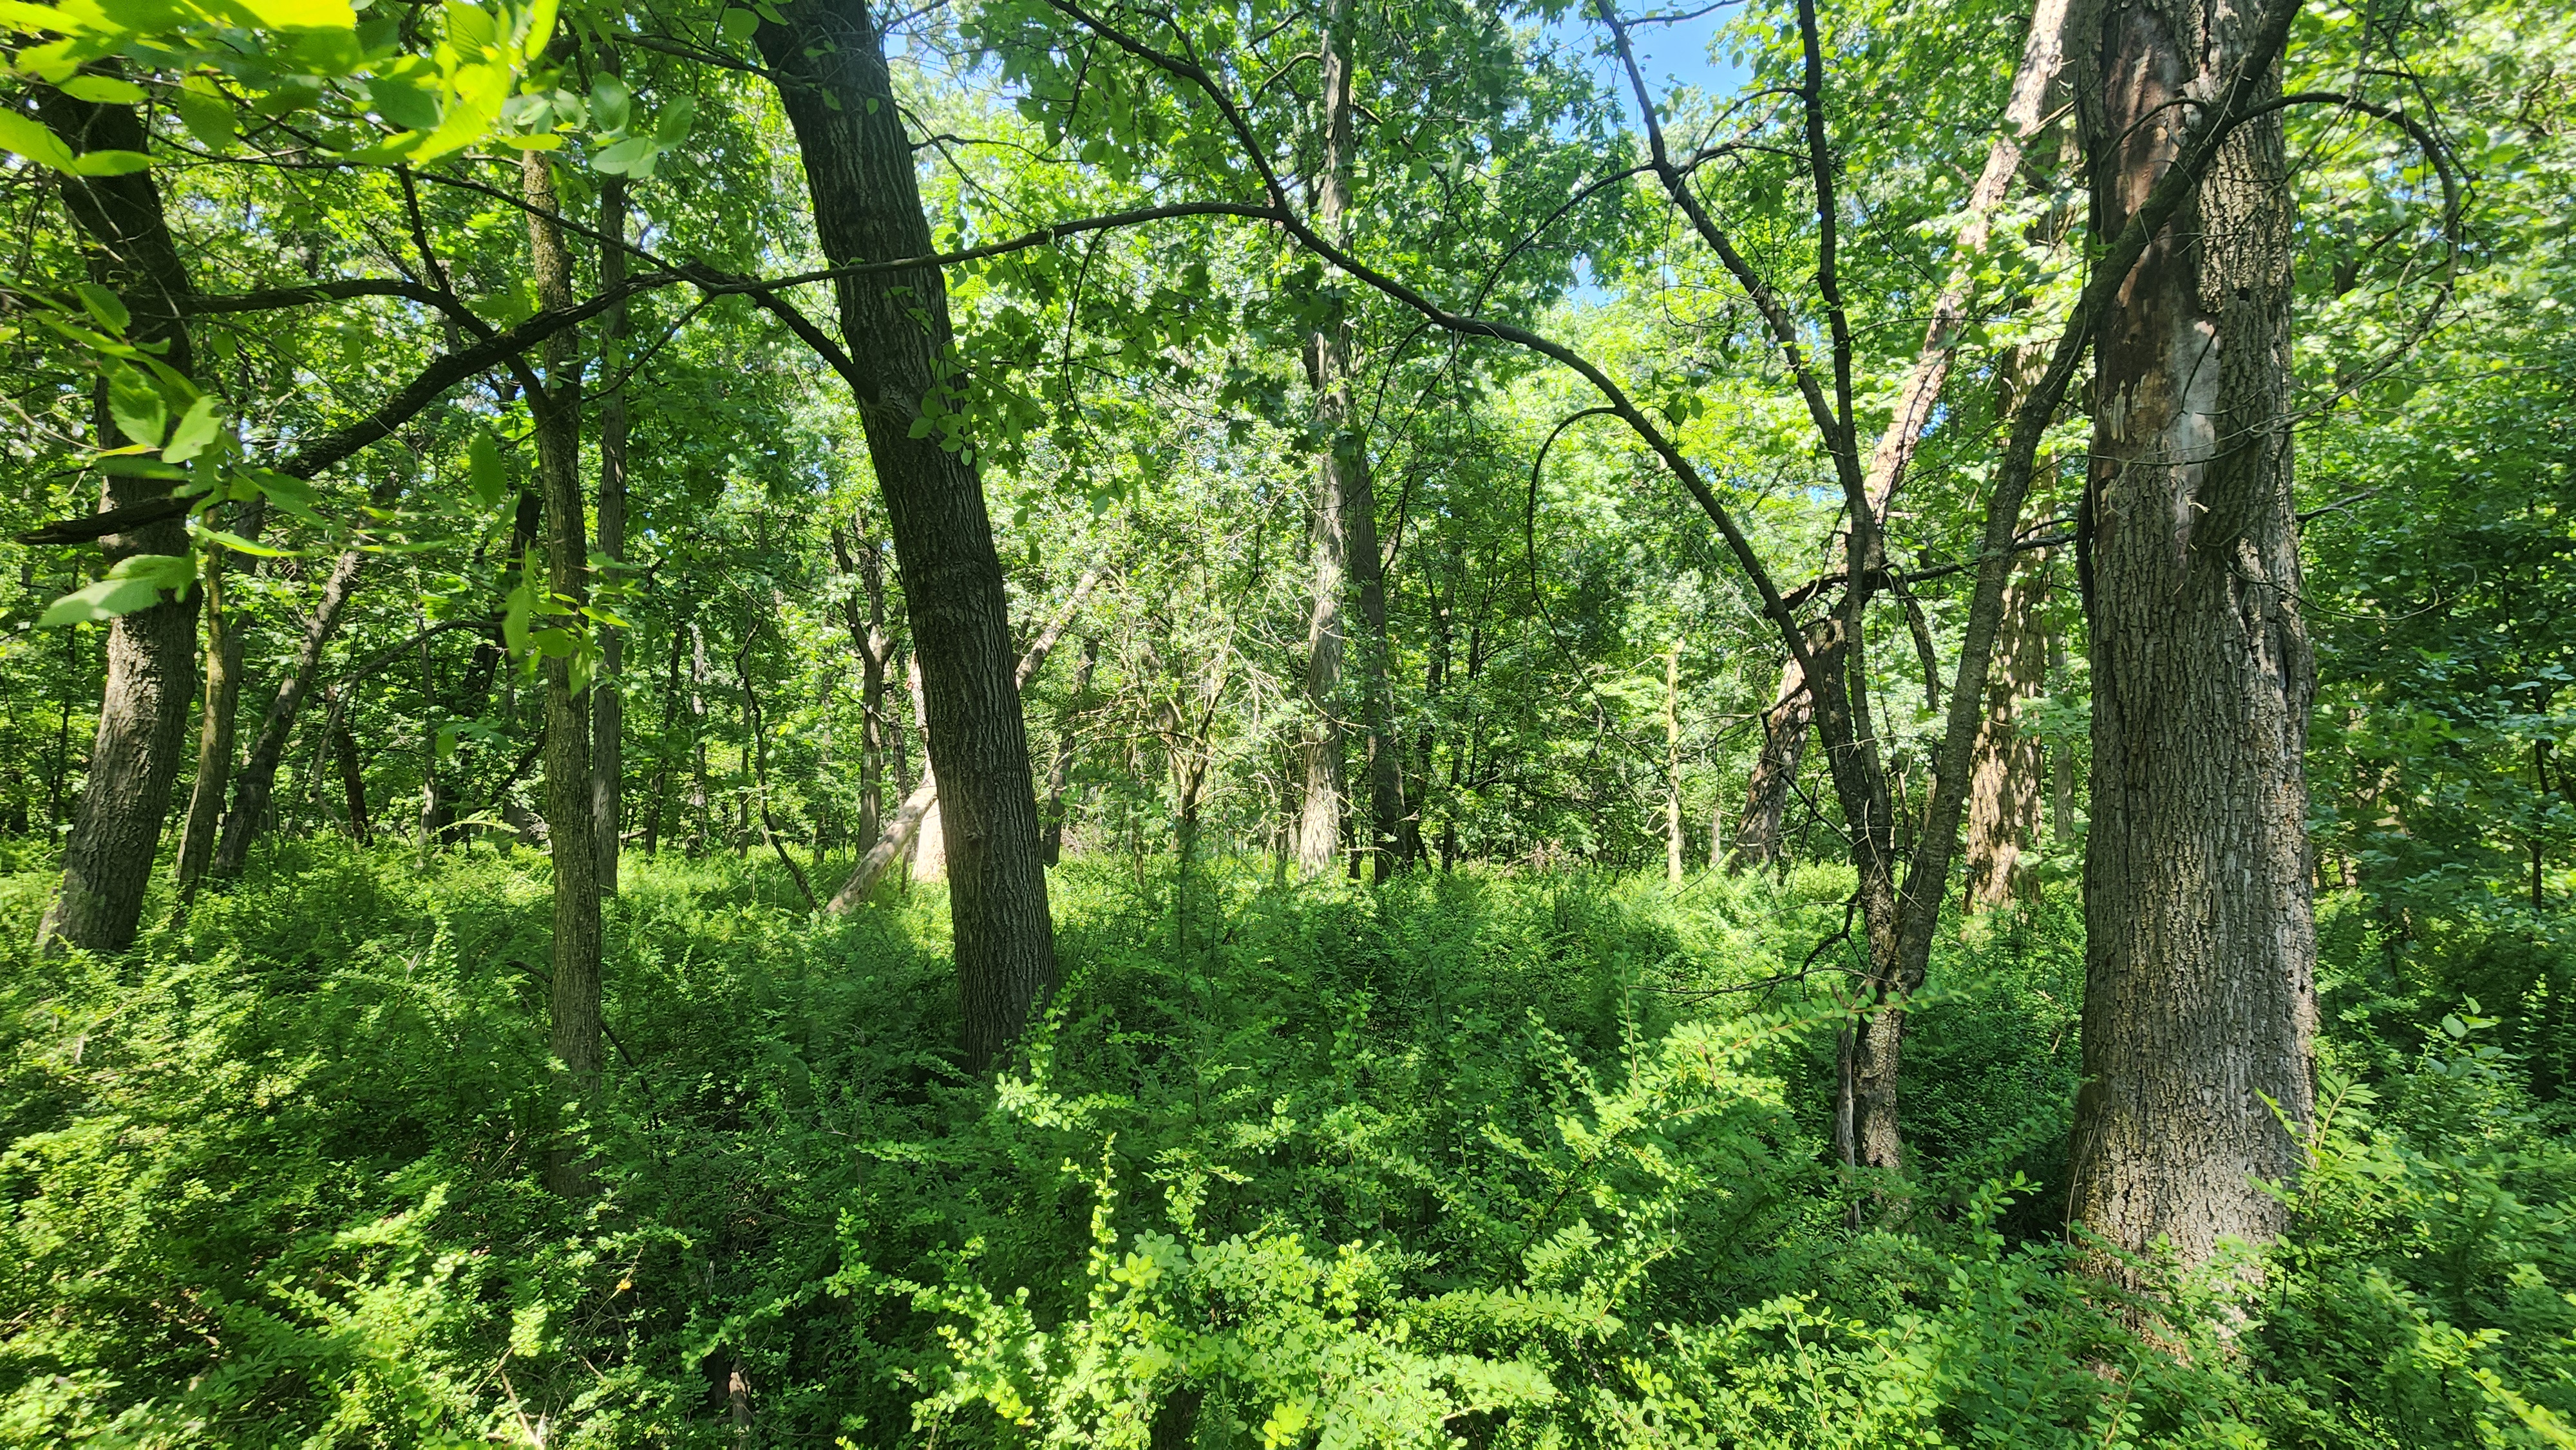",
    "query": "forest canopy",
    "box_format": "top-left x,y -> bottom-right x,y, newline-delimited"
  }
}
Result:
1,0 -> 2571,1441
